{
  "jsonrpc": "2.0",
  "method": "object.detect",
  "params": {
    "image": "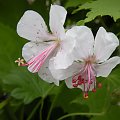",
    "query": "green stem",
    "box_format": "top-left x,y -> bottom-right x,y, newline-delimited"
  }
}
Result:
43,84 -> 55,98
46,99 -> 54,120
27,99 -> 42,120
40,98 -> 44,120
0,97 -> 10,109
57,112 -> 105,120
47,83 -> 64,120
116,32 -> 120,37
46,92 -> 58,120
5,105 -> 18,120
27,83 -> 54,120
19,105 -> 24,120
102,79 -> 111,113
